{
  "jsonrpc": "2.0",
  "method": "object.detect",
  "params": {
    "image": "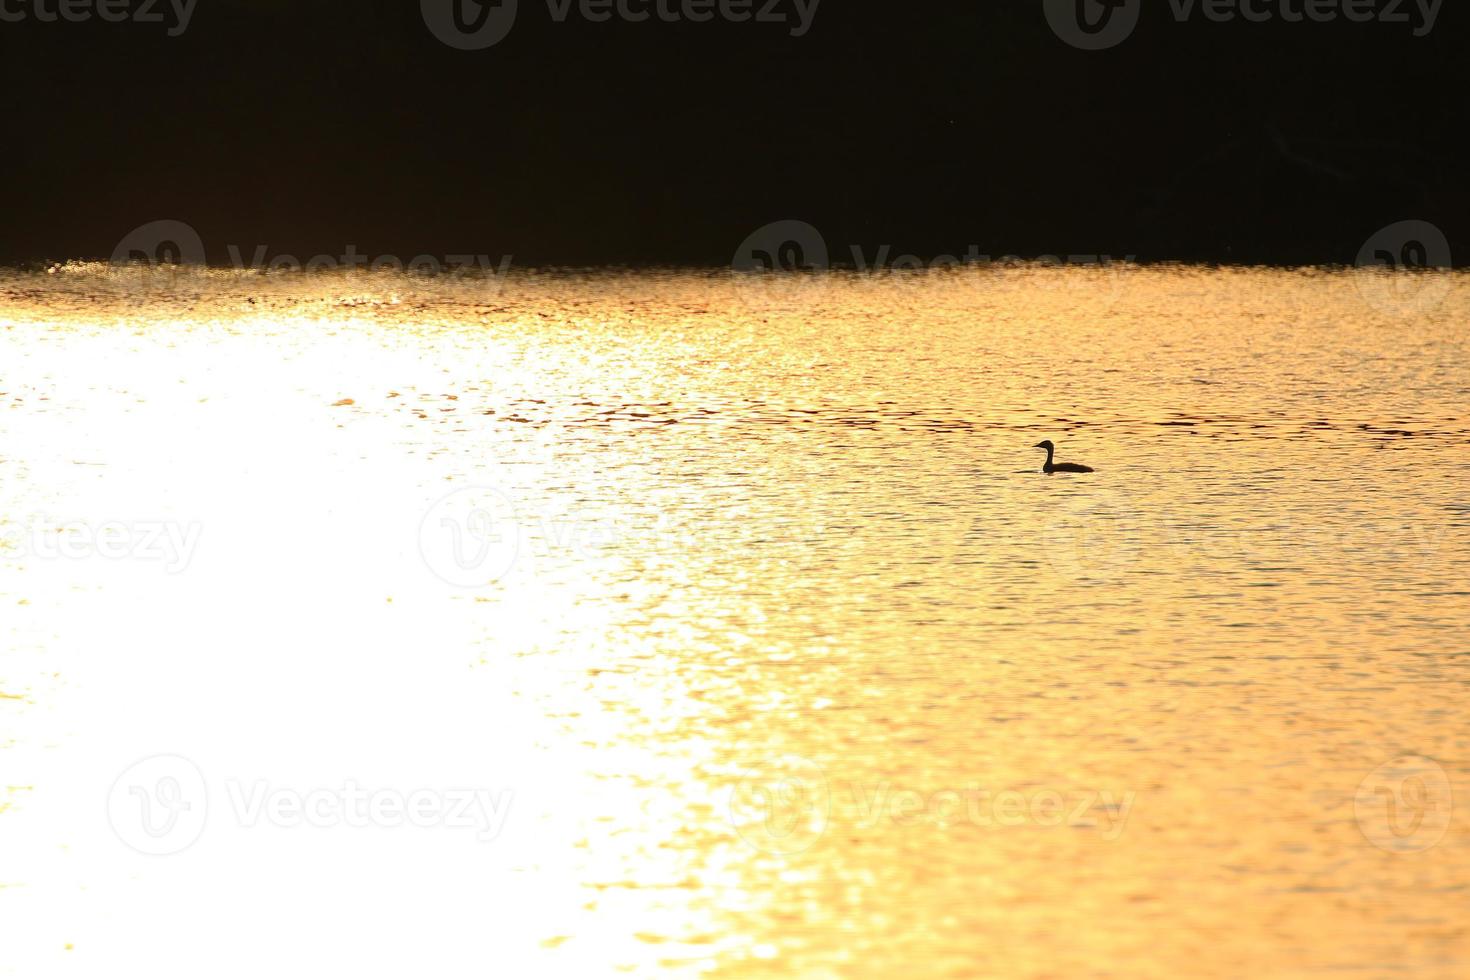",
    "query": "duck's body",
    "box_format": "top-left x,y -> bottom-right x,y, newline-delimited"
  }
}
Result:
1034,440 -> 1094,474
